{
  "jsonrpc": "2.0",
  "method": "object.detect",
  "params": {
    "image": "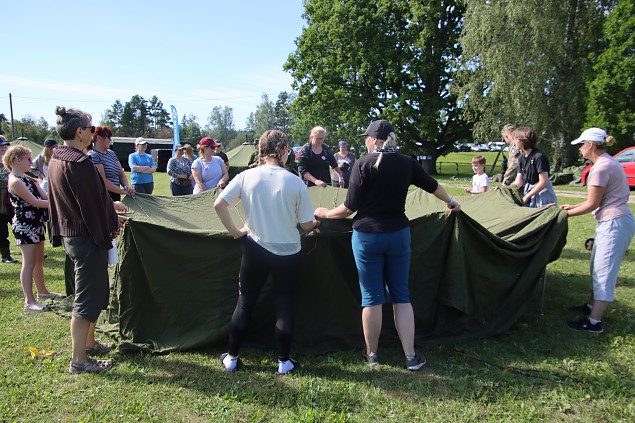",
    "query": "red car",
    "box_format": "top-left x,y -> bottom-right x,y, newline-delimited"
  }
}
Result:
580,146 -> 635,188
